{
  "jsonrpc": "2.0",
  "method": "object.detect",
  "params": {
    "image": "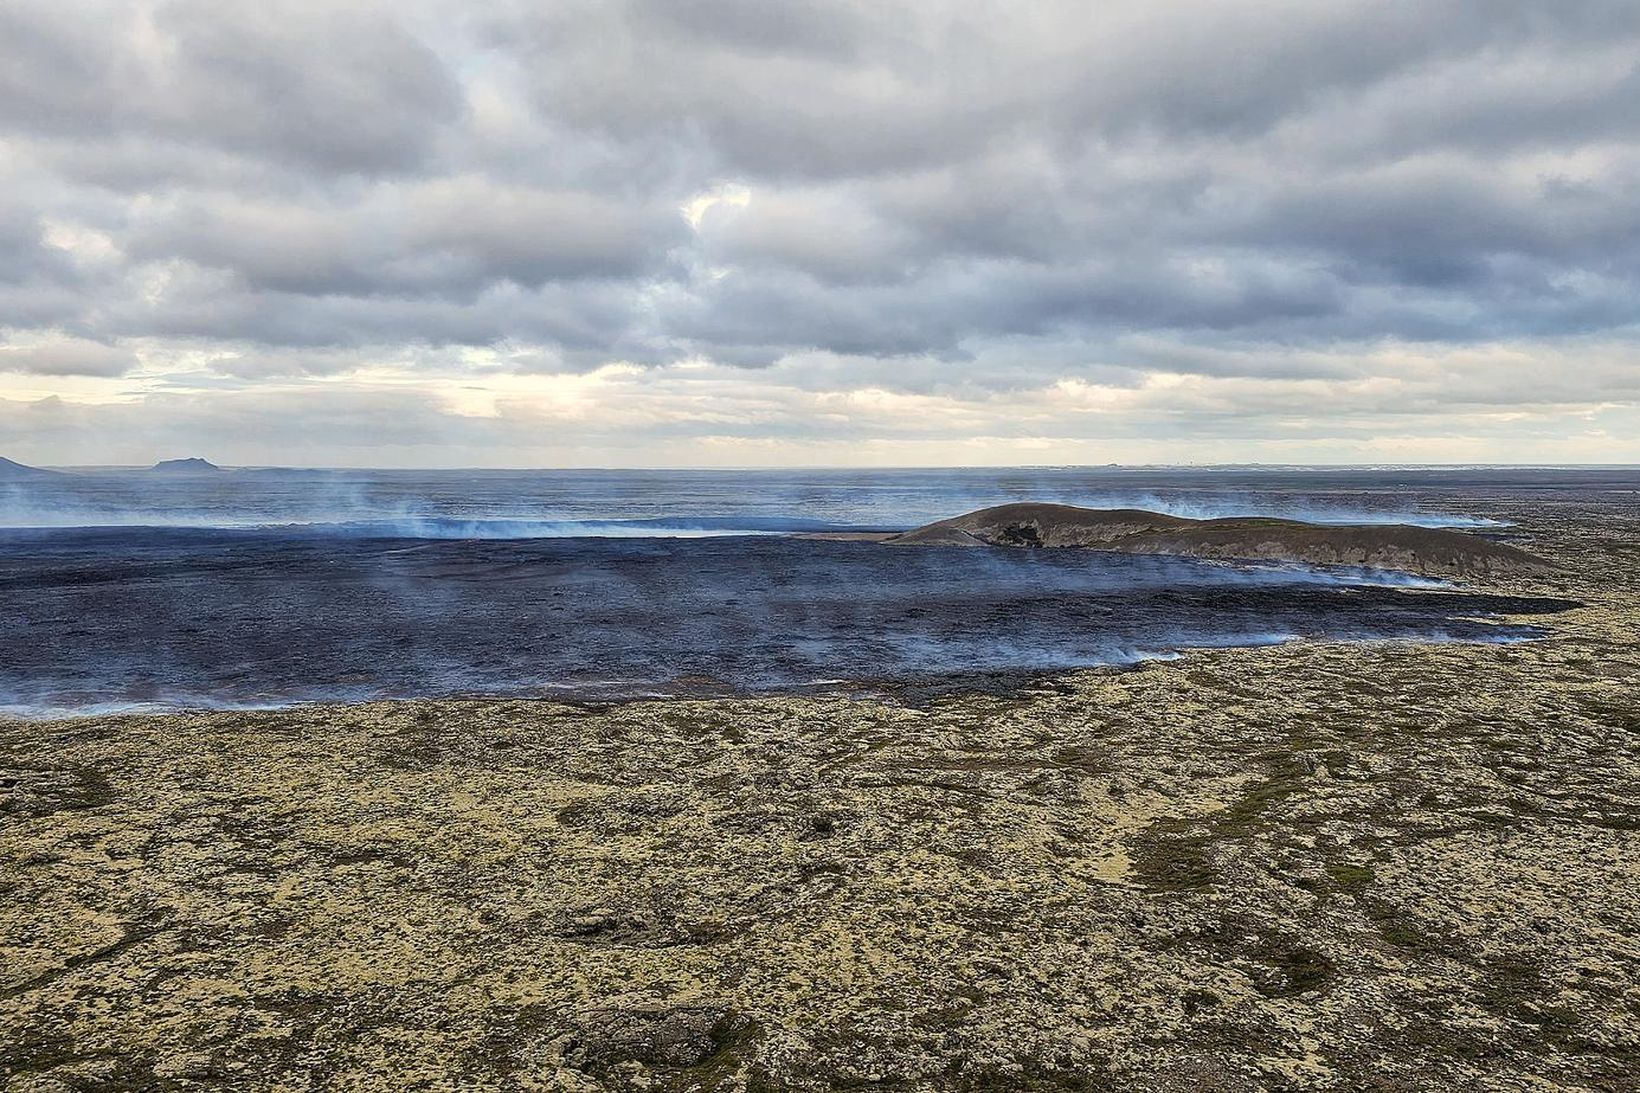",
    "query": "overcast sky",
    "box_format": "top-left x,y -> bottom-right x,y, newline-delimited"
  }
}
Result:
2,0 -> 1638,466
